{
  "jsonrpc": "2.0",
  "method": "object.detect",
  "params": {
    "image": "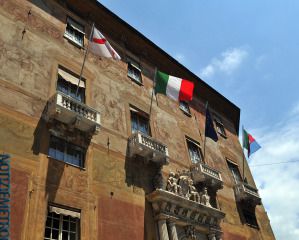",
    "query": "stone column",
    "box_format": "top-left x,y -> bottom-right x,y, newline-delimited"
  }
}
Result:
167,221 -> 178,240
158,219 -> 170,240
